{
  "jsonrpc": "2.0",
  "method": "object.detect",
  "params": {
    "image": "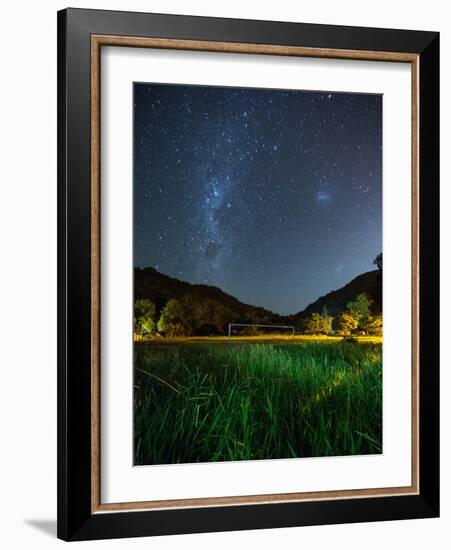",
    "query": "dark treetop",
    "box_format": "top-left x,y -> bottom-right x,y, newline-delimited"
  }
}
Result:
134,83 -> 381,315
